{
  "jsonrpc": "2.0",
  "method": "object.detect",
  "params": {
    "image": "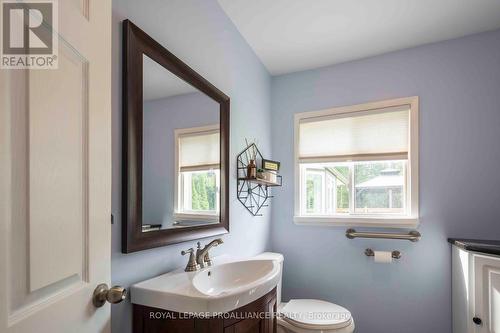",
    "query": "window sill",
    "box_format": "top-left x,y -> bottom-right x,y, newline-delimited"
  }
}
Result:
293,215 -> 419,229
173,213 -> 219,222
